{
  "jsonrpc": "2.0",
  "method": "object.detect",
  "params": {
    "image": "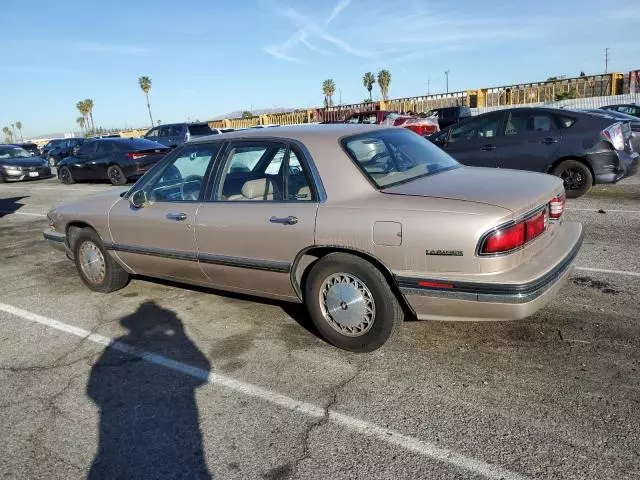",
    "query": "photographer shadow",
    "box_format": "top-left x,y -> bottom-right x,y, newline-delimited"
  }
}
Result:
87,301 -> 212,479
